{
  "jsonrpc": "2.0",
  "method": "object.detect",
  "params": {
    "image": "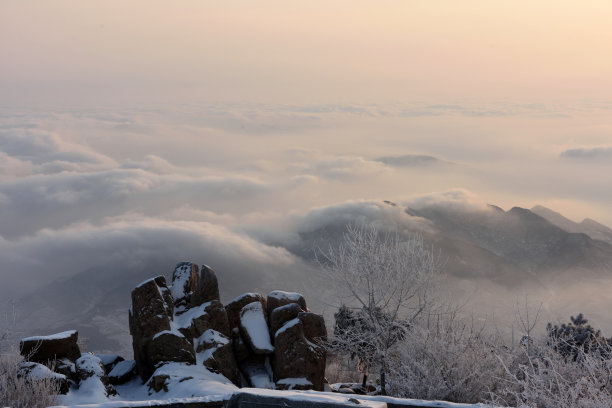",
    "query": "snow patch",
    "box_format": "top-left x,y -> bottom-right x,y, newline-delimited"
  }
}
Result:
152,328 -> 185,341
240,302 -> 273,353
171,302 -> 210,331
196,329 -> 229,346
109,360 -> 136,378
76,354 -> 105,378
227,292 -> 260,306
275,317 -> 300,338
268,290 -> 303,302
170,263 -> 193,301
21,330 -> 76,342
